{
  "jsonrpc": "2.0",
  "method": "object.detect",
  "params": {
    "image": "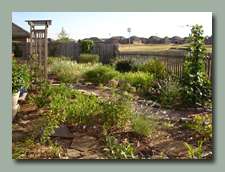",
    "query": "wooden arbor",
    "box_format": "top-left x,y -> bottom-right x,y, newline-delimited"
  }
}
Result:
25,20 -> 52,88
